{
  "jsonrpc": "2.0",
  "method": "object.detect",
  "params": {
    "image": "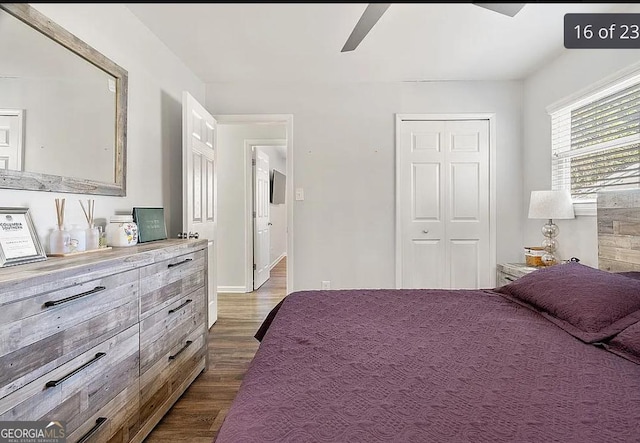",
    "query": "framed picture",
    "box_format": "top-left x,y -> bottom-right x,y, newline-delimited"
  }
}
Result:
133,207 -> 167,243
0,207 -> 47,267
